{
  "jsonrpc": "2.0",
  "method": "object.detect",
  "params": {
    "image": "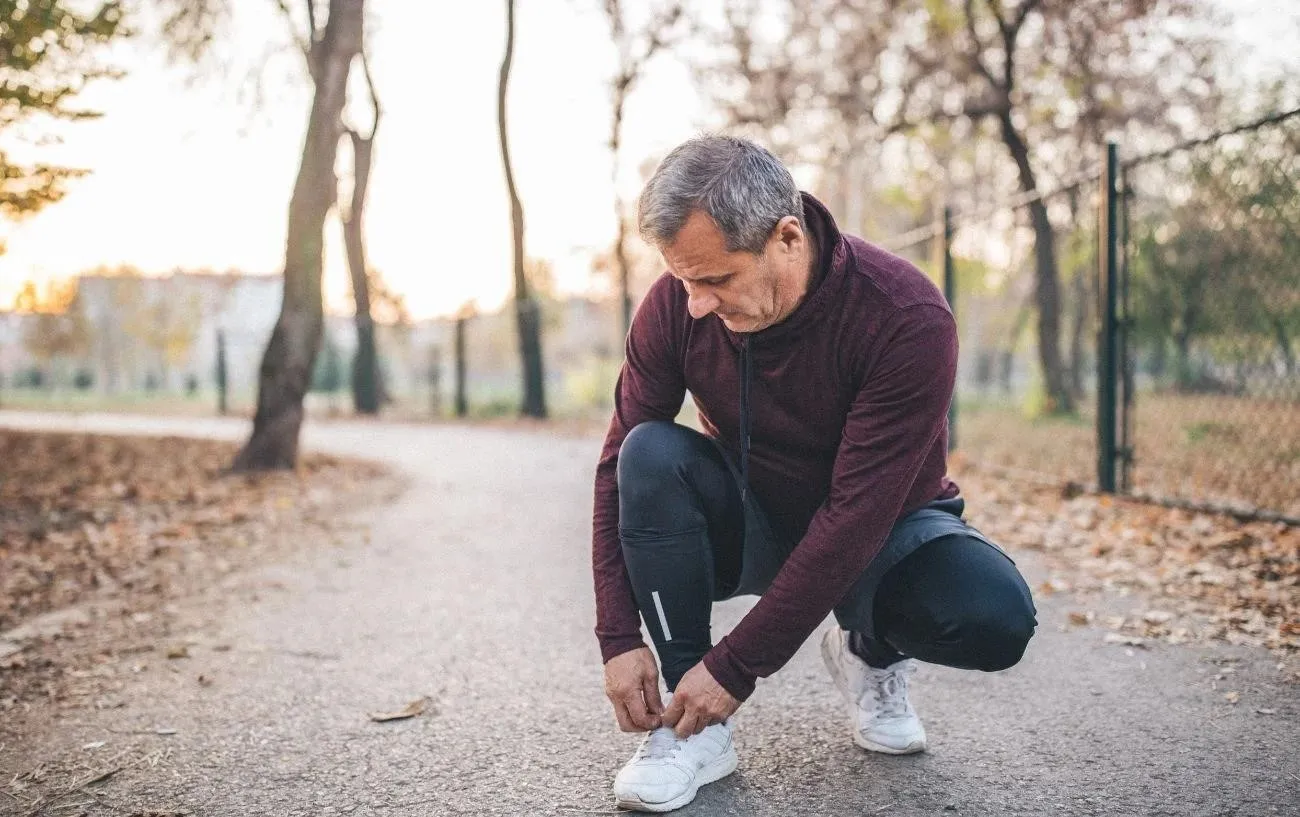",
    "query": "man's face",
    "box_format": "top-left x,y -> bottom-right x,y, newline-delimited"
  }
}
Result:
660,210 -> 806,334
